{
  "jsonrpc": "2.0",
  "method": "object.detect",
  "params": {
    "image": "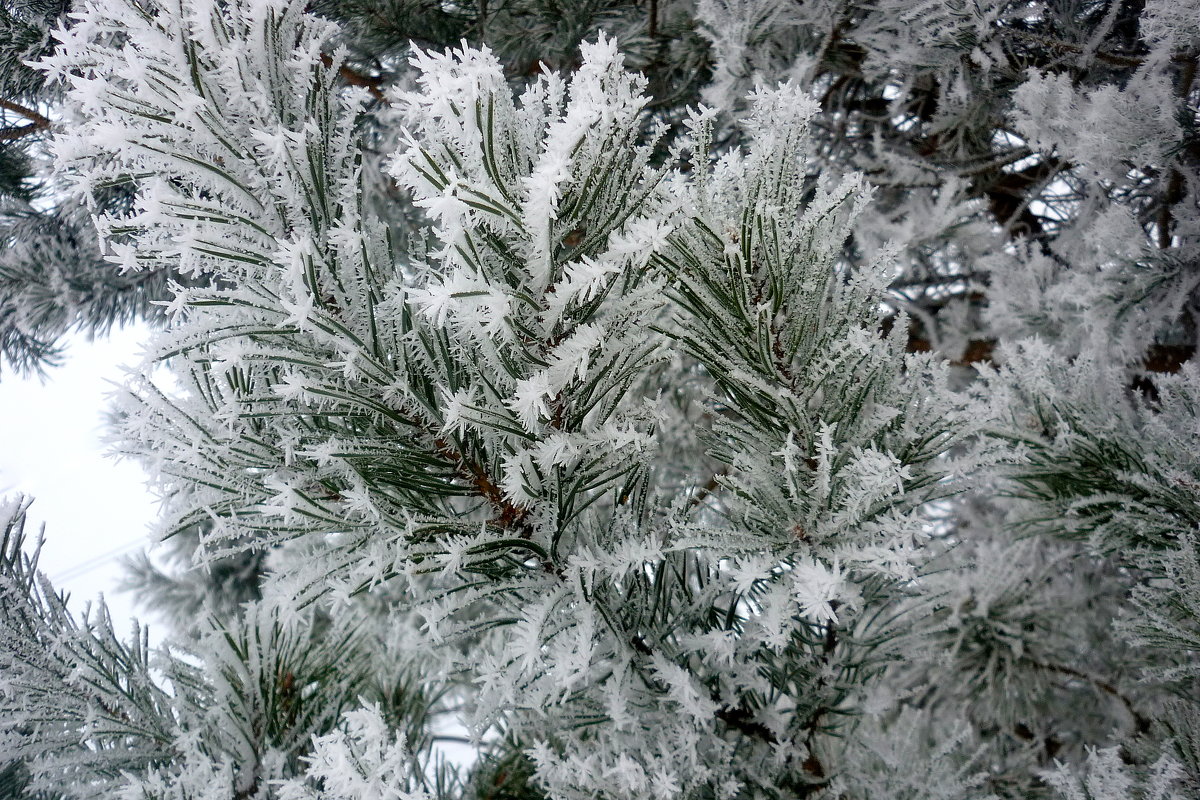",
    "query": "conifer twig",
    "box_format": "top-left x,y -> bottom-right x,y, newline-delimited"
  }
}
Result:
0,98 -> 51,140
319,54 -> 386,102
0,98 -> 51,129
